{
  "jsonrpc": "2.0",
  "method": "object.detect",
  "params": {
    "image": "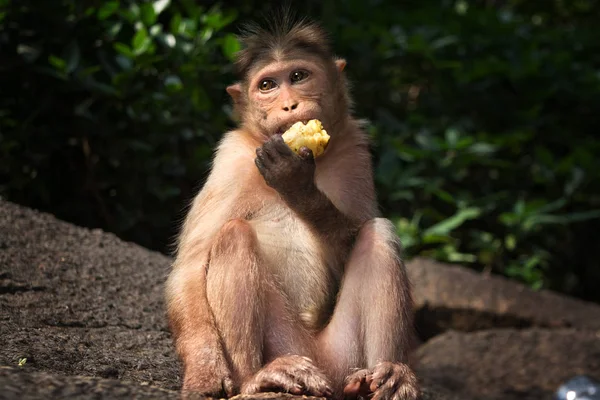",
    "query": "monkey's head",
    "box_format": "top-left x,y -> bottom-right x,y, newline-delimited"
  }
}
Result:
226,16 -> 350,141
